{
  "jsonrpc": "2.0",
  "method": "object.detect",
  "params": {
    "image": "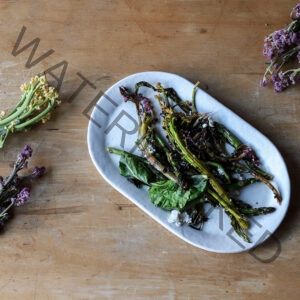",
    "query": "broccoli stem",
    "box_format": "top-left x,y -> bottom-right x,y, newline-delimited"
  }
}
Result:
224,178 -> 259,191
167,116 -> 249,230
119,86 -> 179,185
15,100 -> 55,131
153,131 -> 181,176
138,123 -> 179,184
239,206 -> 276,216
0,81 -> 41,126
191,81 -> 200,113
215,122 -> 281,203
